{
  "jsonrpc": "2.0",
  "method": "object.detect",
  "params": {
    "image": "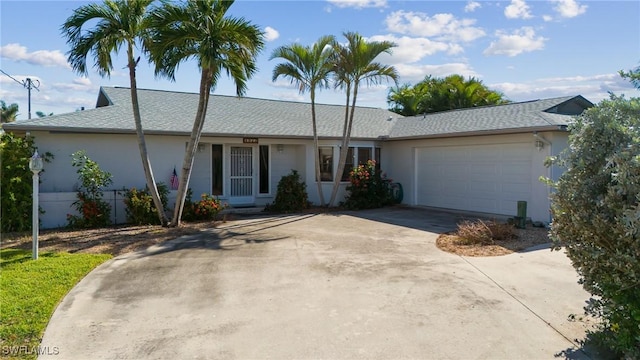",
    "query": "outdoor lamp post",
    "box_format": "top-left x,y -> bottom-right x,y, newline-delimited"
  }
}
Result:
29,150 -> 43,260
